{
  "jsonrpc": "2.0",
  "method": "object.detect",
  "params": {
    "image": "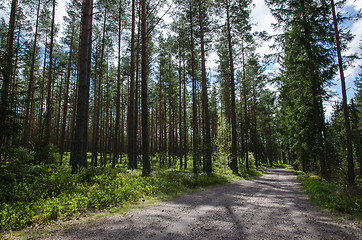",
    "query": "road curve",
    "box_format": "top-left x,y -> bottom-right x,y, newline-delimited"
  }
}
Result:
47,168 -> 361,240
